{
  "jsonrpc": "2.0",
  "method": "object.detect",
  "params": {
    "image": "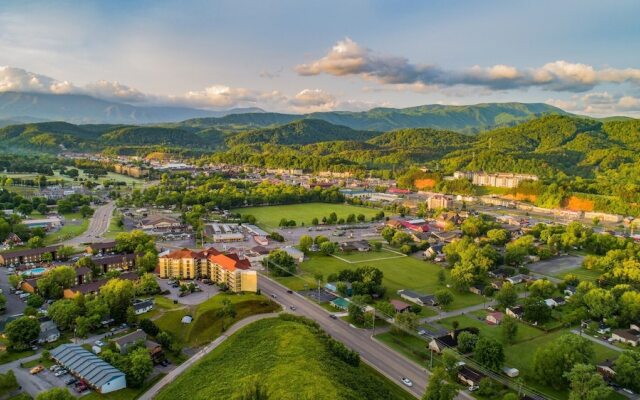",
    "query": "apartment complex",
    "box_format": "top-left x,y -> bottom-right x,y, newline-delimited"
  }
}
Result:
157,248 -> 257,292
427,194 -> 453,210
454,171 -> 538,188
